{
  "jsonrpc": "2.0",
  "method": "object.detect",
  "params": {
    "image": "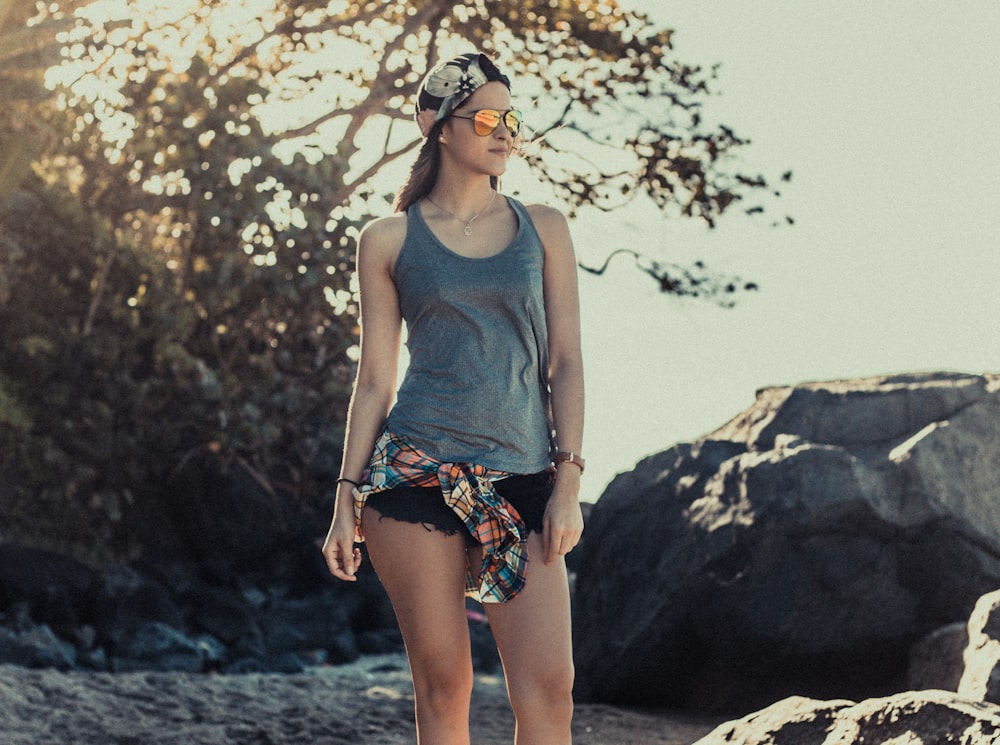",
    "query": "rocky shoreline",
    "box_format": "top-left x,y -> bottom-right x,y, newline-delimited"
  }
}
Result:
0,653 -> 722,745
